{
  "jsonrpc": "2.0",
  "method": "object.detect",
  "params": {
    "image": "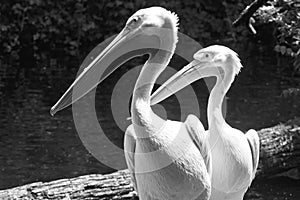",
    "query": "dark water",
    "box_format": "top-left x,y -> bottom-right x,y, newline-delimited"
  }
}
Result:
0,49 -> 299,199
